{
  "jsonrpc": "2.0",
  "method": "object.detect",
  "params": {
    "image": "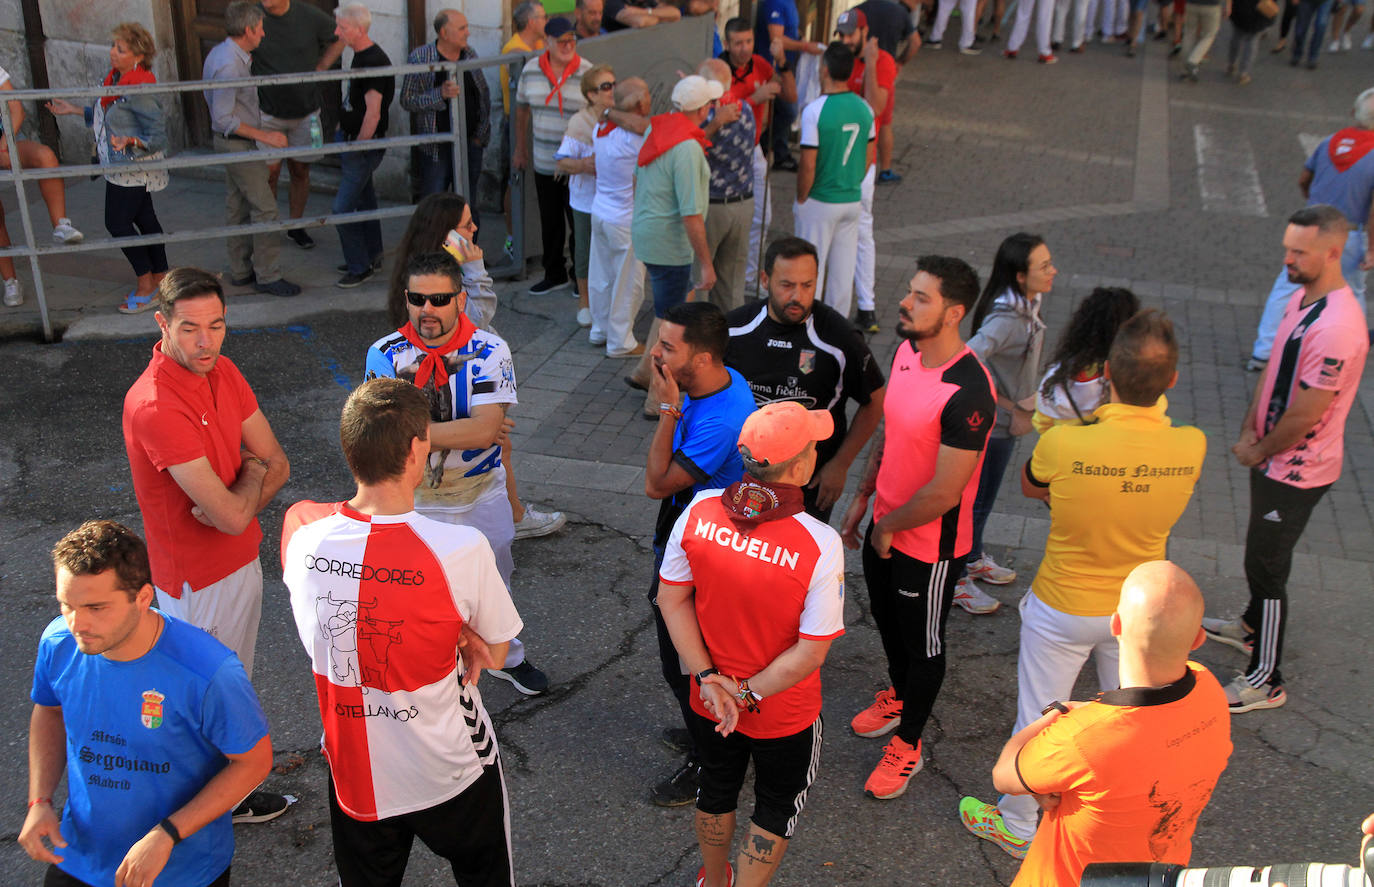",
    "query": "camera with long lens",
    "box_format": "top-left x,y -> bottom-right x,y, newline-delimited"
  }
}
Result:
1080,834 -> 1374,886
